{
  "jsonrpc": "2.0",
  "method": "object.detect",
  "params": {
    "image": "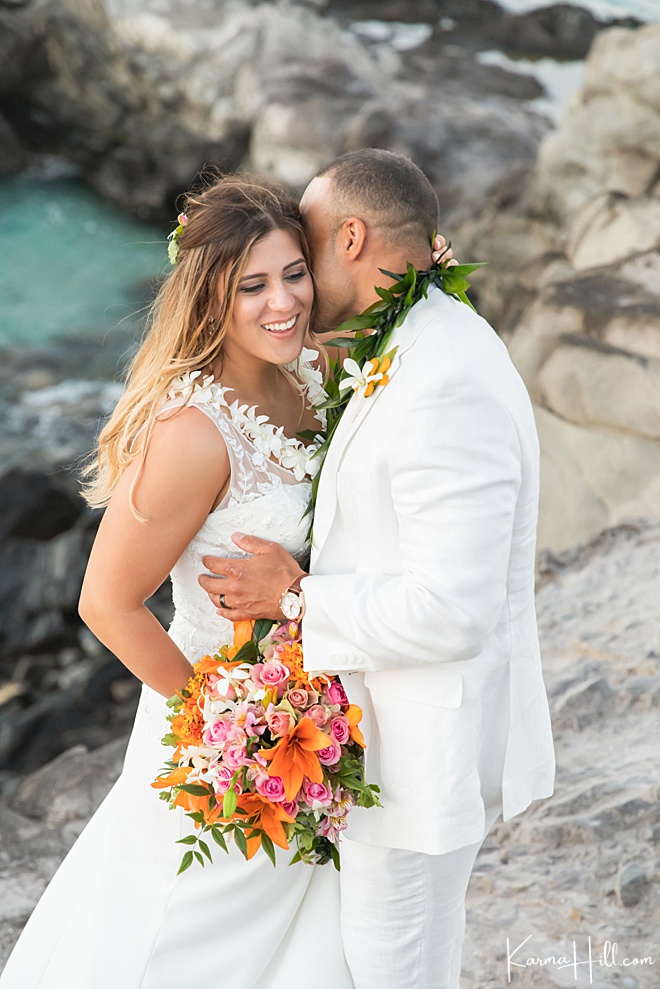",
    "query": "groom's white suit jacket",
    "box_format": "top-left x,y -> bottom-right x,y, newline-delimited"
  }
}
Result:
301,284 -> 555,855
